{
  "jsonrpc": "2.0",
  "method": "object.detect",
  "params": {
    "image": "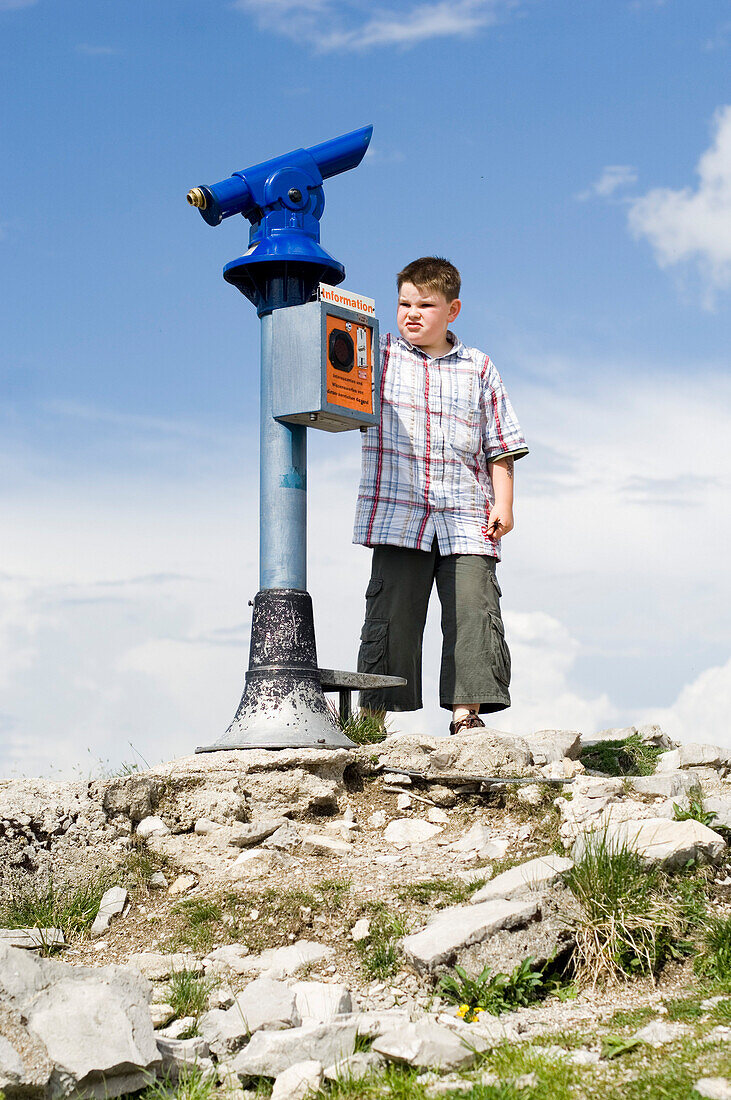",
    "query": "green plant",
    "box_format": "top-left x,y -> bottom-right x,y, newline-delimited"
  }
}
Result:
564,829 -> 686,984
0,869 -> 117,945
355,905 -> 407,979
695,914 -> 731,983
438,956 -> 557,1018
168,969 -> 214,1021
328,701 -> 391,745
601,1034 -> 642,1060
397,878 -> 484,907
168,898 -> 224,953
137,1065 -> 231,1100
673,787 -> 718,828
664,996 -> 704,1021
316,879 -> 351,908
580,734 -> 663,777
